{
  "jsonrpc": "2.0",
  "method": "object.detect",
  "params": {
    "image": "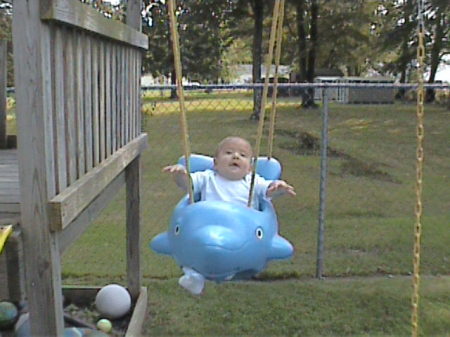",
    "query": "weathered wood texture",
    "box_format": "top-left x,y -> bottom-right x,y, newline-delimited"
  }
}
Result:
125,287 -> 148,337
0,40 -> 6,149
49,134 -> 147,231
40,0 -> 148,49
0,150 -> 19,214
11,0 -> 147,335
47,26 -> 146,199
126,156 -> 141,300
